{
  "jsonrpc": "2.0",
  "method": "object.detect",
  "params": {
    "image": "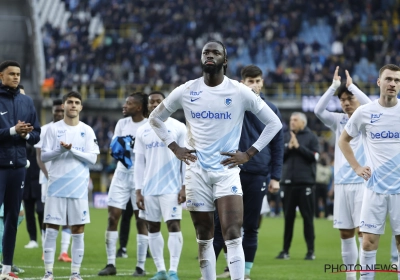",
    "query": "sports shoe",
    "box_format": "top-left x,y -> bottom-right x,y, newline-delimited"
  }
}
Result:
98,264 -> 117,276
149,270 -> 169,280
11,265 -> 24,274
0,272 -> 20,280
304,252 -> 315,260
116,248 -> 128,258
216,266 -> 230,278
168,271 -> 179,280
24,240 -> 39,249
244,275 -> 251,280
69,272 -> 83,280
58,252 -> 72,262
132,266 -> 146,277
42,271 -> 54,280
275,251 -> 290,260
